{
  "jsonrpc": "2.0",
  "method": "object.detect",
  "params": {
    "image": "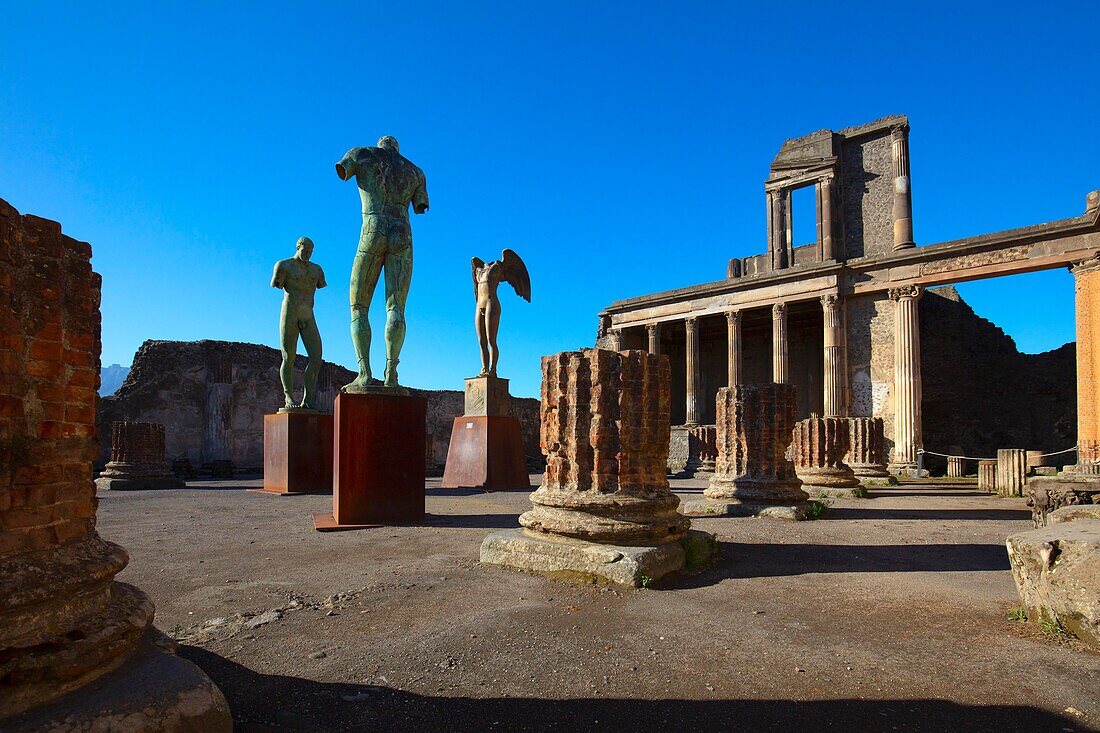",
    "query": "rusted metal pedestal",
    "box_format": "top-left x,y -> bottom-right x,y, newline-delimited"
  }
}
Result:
257,411 -> 333,495
312,392 -> 426,530
440,415 -> 528,490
